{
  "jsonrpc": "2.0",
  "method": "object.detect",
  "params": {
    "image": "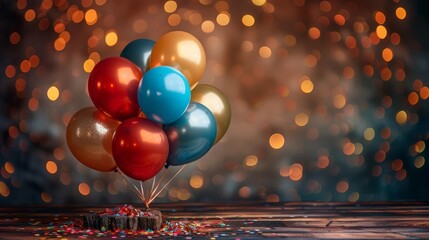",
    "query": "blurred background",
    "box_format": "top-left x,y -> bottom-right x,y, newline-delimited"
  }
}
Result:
1,0 -> 429,204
